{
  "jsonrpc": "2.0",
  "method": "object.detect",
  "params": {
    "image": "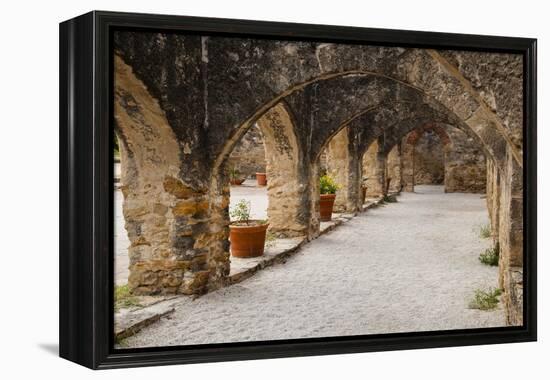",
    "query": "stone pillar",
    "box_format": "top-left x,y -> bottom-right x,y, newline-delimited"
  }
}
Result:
497,148 -> 523,326
115,55 -> 223,295
386,144 -> 402,193
326,128 -> 350,212
363,139 -> 387,197
326,127 -> 362,213
257,104 -> 314,238
486,159 -> 500,245
401,138 -> 415,192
